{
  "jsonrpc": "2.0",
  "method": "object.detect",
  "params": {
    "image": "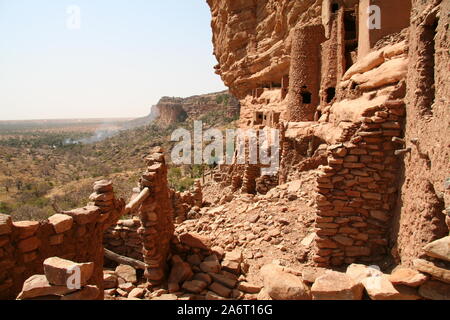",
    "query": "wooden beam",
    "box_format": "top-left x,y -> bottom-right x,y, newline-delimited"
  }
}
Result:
104,248 -> 145,270
123,187 -> 150,216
